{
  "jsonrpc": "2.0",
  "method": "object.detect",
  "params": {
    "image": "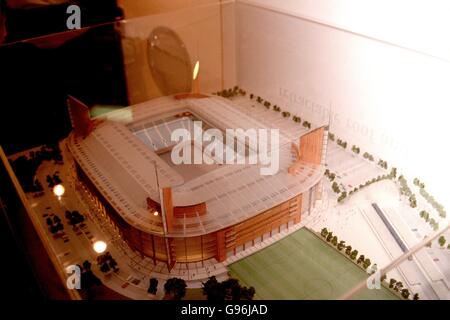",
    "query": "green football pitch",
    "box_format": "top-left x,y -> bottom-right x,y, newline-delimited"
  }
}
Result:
228,228 -> 399,300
